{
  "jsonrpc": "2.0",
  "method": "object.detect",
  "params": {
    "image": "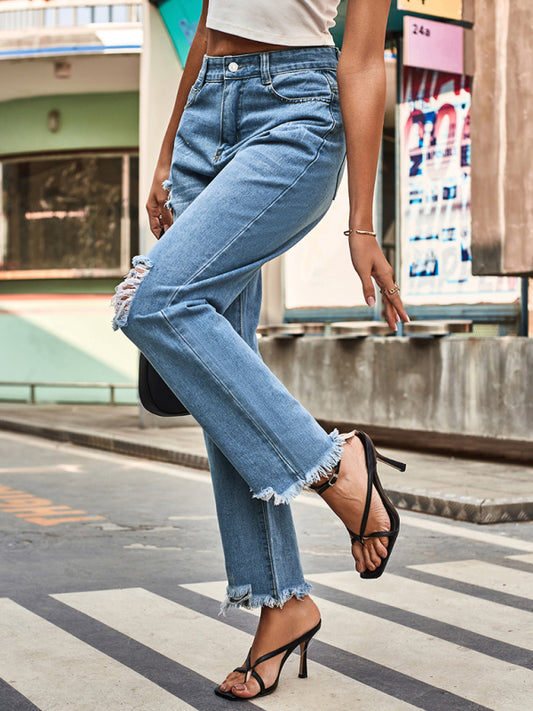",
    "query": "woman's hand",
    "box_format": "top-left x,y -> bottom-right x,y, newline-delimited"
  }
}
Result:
349,236 -> 409,331
146,172 -> 173,239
